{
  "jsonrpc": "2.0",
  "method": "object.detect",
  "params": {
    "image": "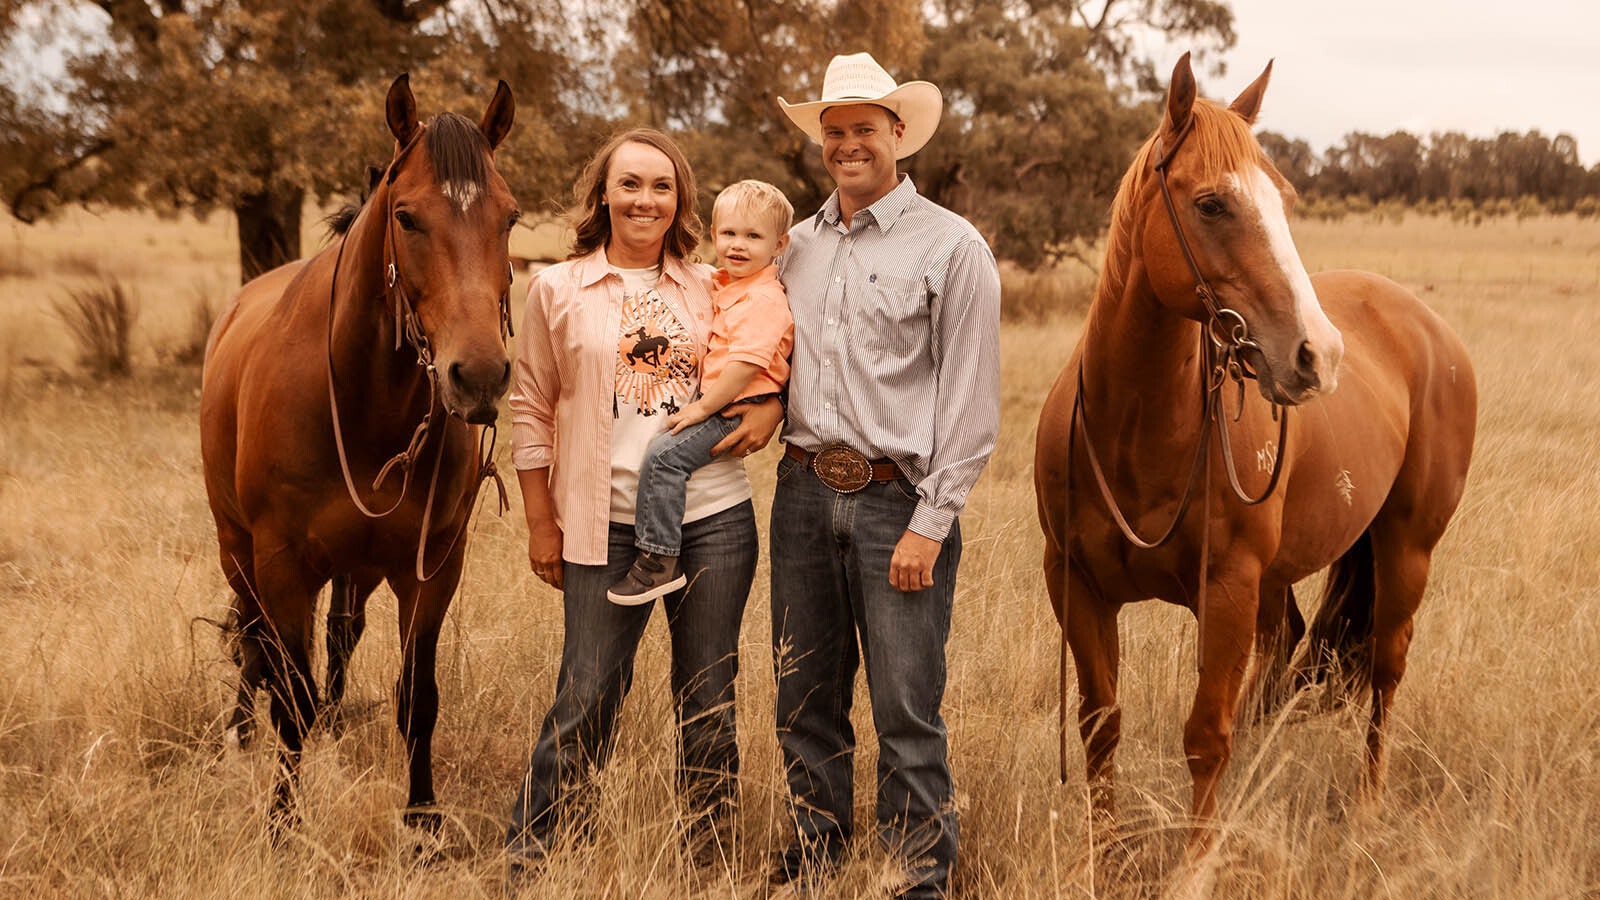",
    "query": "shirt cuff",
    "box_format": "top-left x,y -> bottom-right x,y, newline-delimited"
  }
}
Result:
511,445 -> 554,471
907,502 -> 955,543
